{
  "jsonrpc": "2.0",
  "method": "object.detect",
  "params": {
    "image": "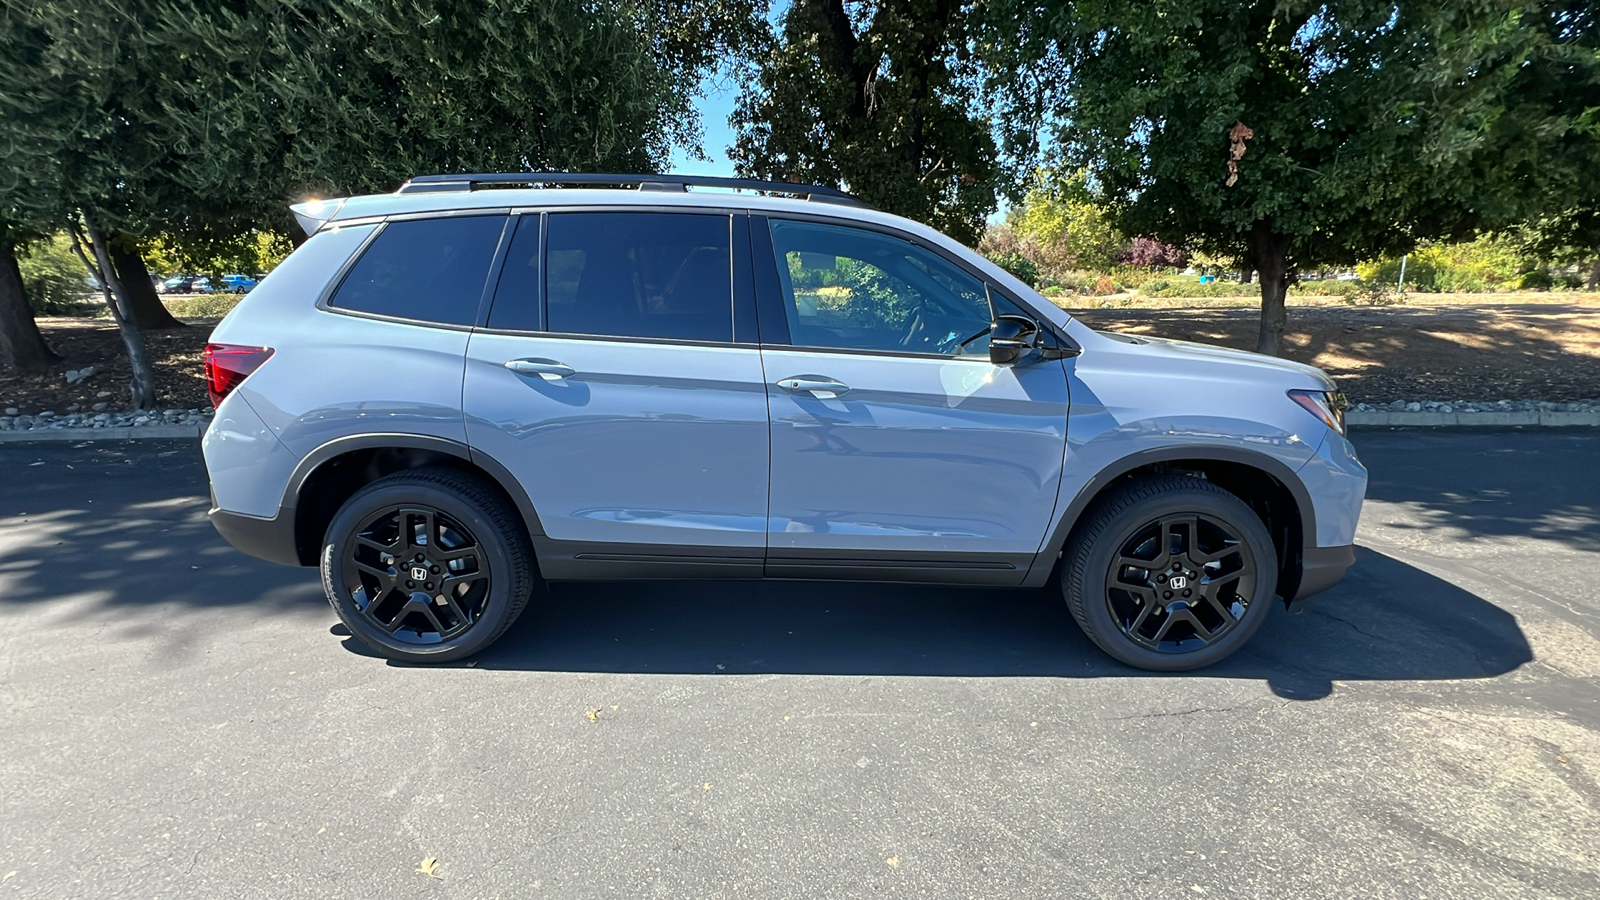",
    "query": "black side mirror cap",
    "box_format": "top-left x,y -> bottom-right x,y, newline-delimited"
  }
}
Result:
989,315 -> 1038,366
